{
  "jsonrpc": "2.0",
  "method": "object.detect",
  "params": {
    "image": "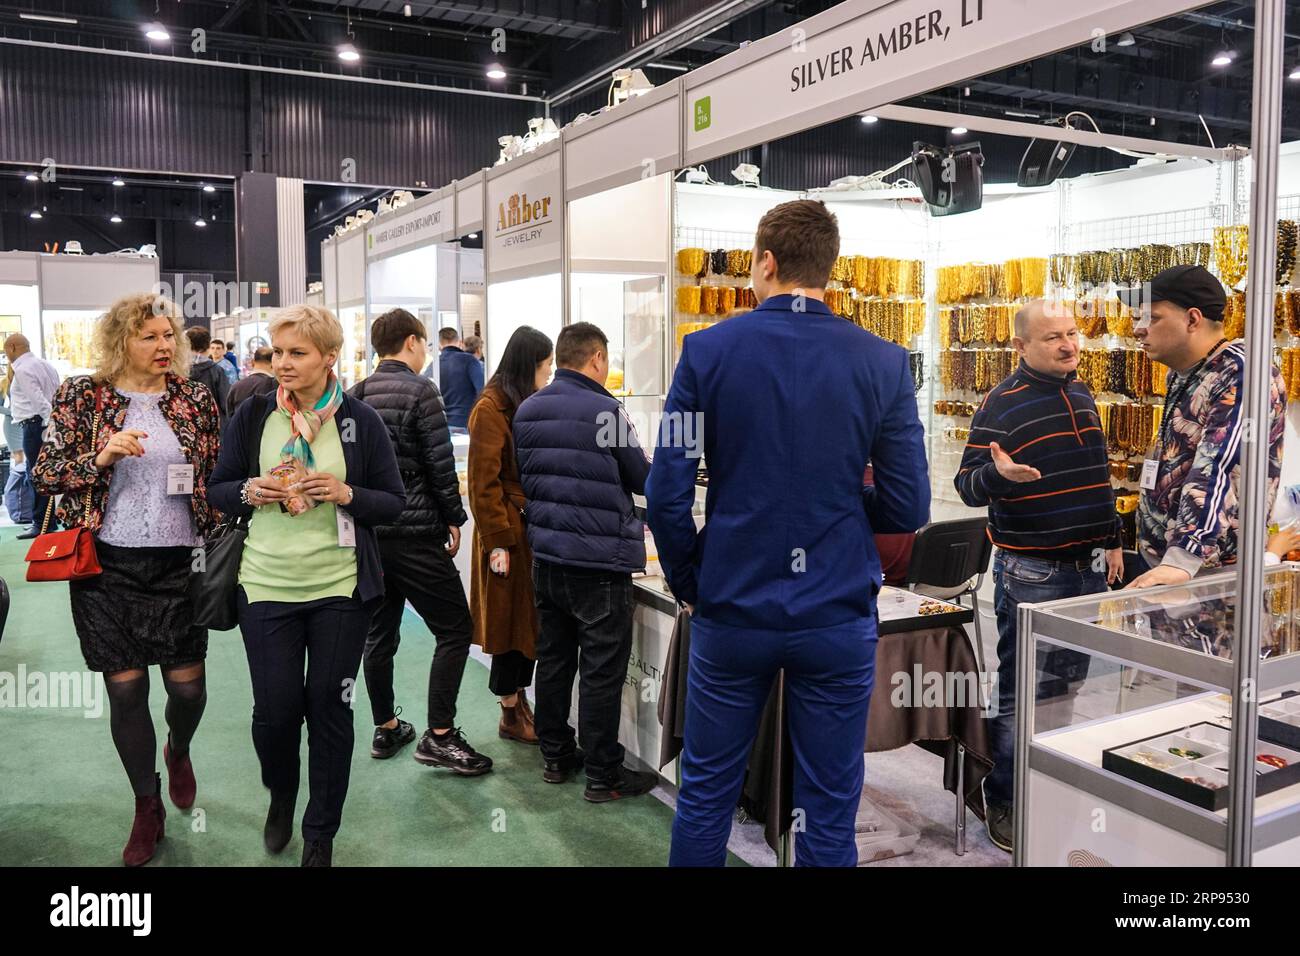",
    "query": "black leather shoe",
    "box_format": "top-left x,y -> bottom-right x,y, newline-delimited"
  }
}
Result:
301,838 -> 332,867
985,802 -> 1013,853
542,748 -> 587,784
264,790 -> 296,854
370,712 -> 416,759
584,766 -> 658,803
413,727 -> 493,776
